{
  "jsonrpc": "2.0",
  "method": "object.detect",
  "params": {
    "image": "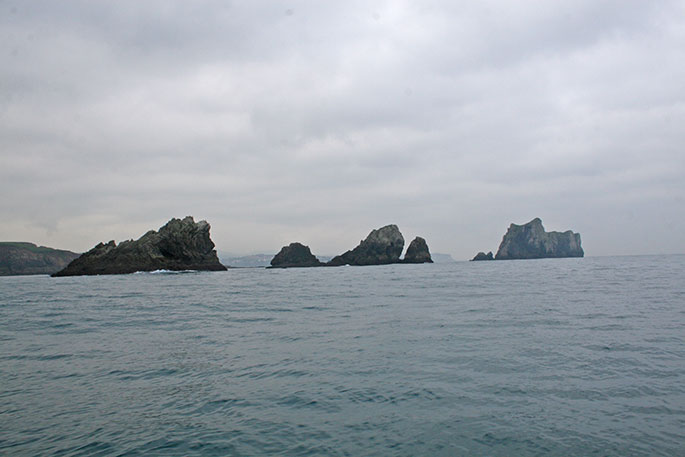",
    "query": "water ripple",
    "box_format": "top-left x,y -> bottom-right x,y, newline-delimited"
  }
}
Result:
1,256 -> 684,456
